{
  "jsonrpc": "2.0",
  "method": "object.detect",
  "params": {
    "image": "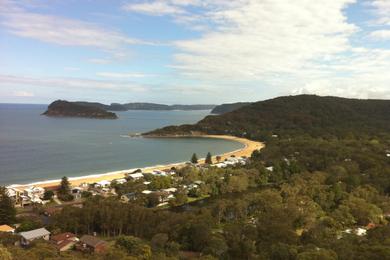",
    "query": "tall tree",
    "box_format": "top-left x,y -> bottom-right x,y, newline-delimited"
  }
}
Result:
58,176 -> 73,201
58,176 -> 70,195
0,187 -> 16,225
205,152 -> 213,164
191,153 -> 198,164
